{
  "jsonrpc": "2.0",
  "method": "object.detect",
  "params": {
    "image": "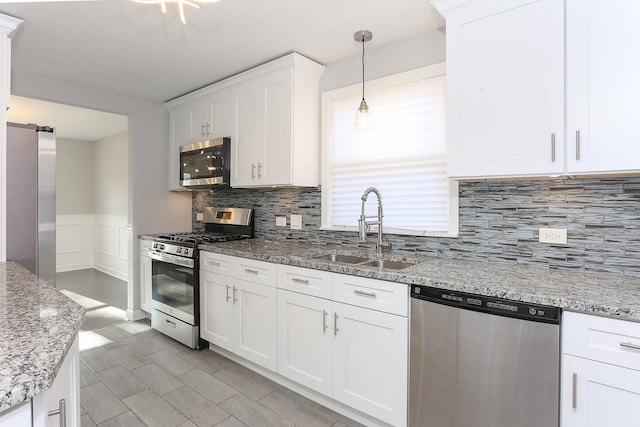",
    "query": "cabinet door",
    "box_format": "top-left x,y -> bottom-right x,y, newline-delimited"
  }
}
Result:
231,78 -> 263,186
332,302 -> 408,427
32,336 -> 80,427
260,67 -> 293,186
139,255 -> 152,313
446,0 -> 564,178
189,101 -> 208,141
200,270 -> 235,351
566,0 -> 640,174
206,89 -> 232,139
234,279 -> 277,371
562,354 -> 640,426
168,106 -> 192,190
276,289 -> 333,396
